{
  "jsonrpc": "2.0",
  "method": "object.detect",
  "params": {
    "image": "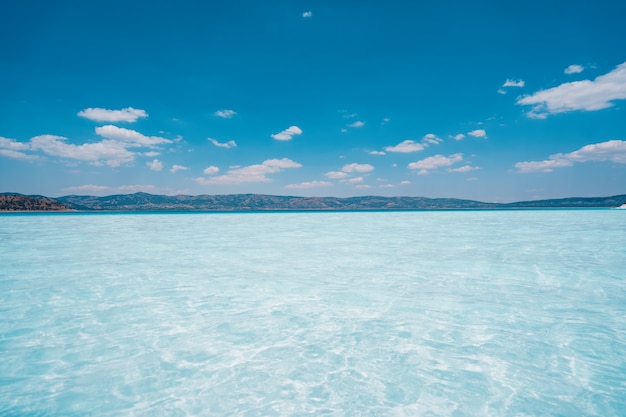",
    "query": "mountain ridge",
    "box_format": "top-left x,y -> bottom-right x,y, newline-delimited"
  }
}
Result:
2,192 -> 626,212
